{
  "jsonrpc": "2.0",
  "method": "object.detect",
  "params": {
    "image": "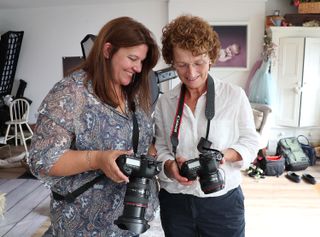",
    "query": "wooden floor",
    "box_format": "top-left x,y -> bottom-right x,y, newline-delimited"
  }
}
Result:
1,145 -> 320,237
242,166 -> 320,237
0,179 -> 50,237
0,145 -> 50,237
